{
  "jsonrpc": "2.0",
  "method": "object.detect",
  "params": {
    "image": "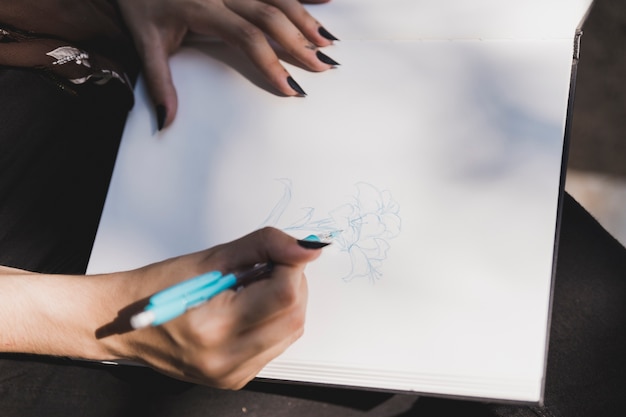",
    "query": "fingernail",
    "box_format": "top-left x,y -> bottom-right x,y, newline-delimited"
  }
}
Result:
156,104 -> 167,131
287,76 -> 307,96
297,240 -> 331,249
318,26 -> 339,41
316,51 -> 340,66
